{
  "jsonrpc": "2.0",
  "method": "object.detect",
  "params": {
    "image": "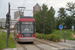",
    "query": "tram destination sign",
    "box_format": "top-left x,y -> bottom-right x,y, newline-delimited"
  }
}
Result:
22,22 -> 33,24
